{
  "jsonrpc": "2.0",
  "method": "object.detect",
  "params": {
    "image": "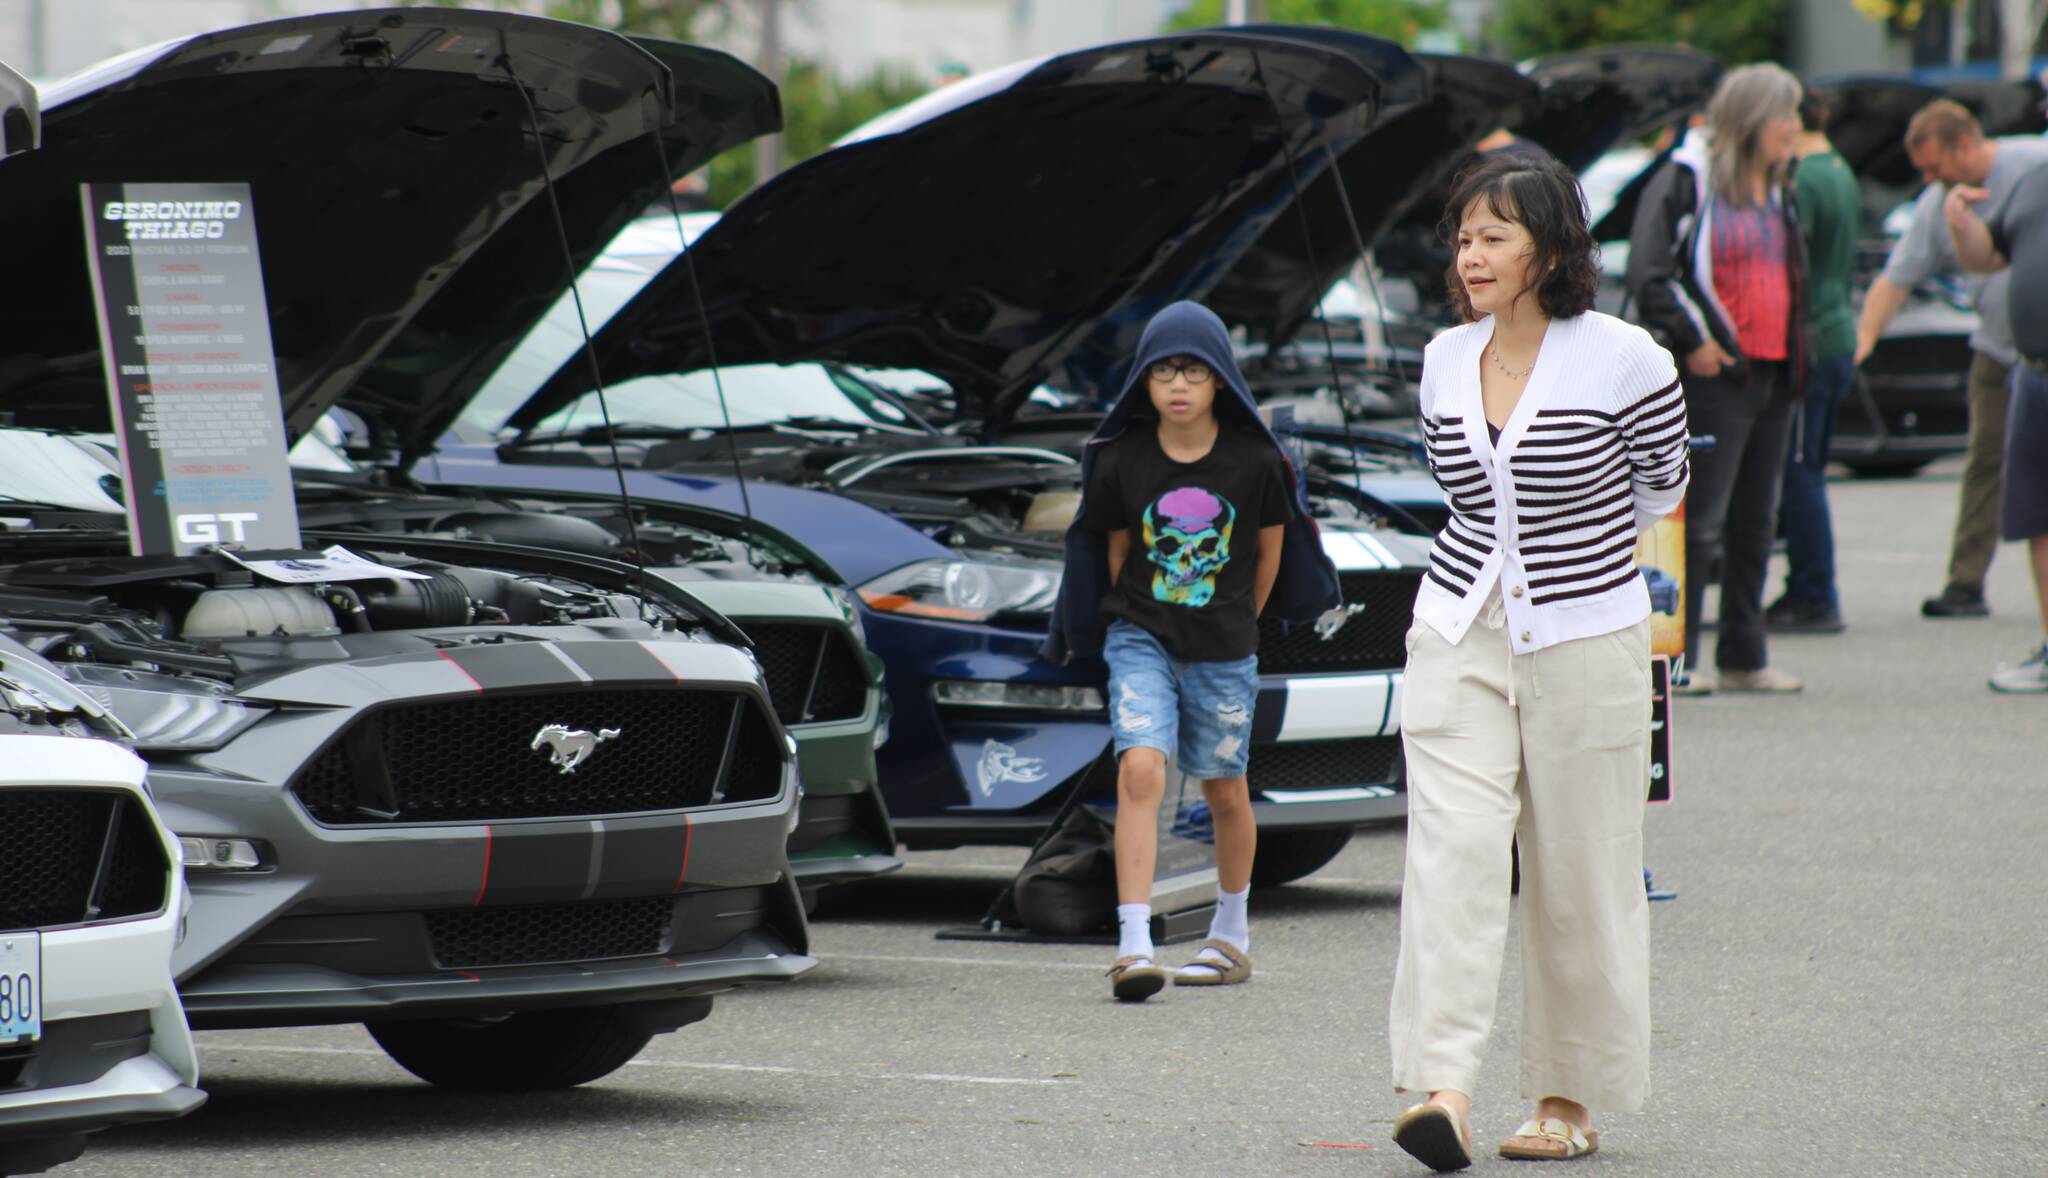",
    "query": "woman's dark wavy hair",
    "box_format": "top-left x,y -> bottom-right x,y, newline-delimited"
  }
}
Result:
1438,149 -> 1600,324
